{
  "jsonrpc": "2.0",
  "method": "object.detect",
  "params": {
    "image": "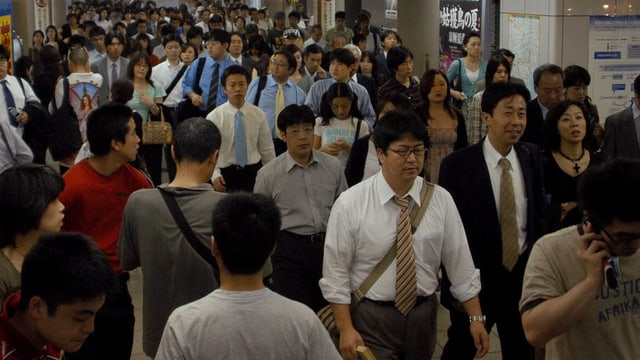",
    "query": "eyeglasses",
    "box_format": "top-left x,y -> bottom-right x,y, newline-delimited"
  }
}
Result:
601,226 -> 640,246
387,147 -> 426,158
271,60 -> 289,68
